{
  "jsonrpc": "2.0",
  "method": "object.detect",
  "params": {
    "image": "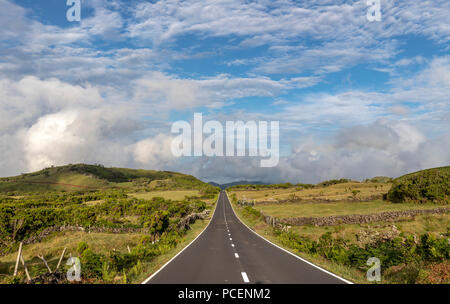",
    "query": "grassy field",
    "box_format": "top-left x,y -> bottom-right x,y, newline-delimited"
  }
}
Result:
129,190 -> 201,201
231,182 -> 391,202
290,214 -> 450,242
253,200 -> 448,218
0,164 -> 216,193
0,231 -> 145,283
